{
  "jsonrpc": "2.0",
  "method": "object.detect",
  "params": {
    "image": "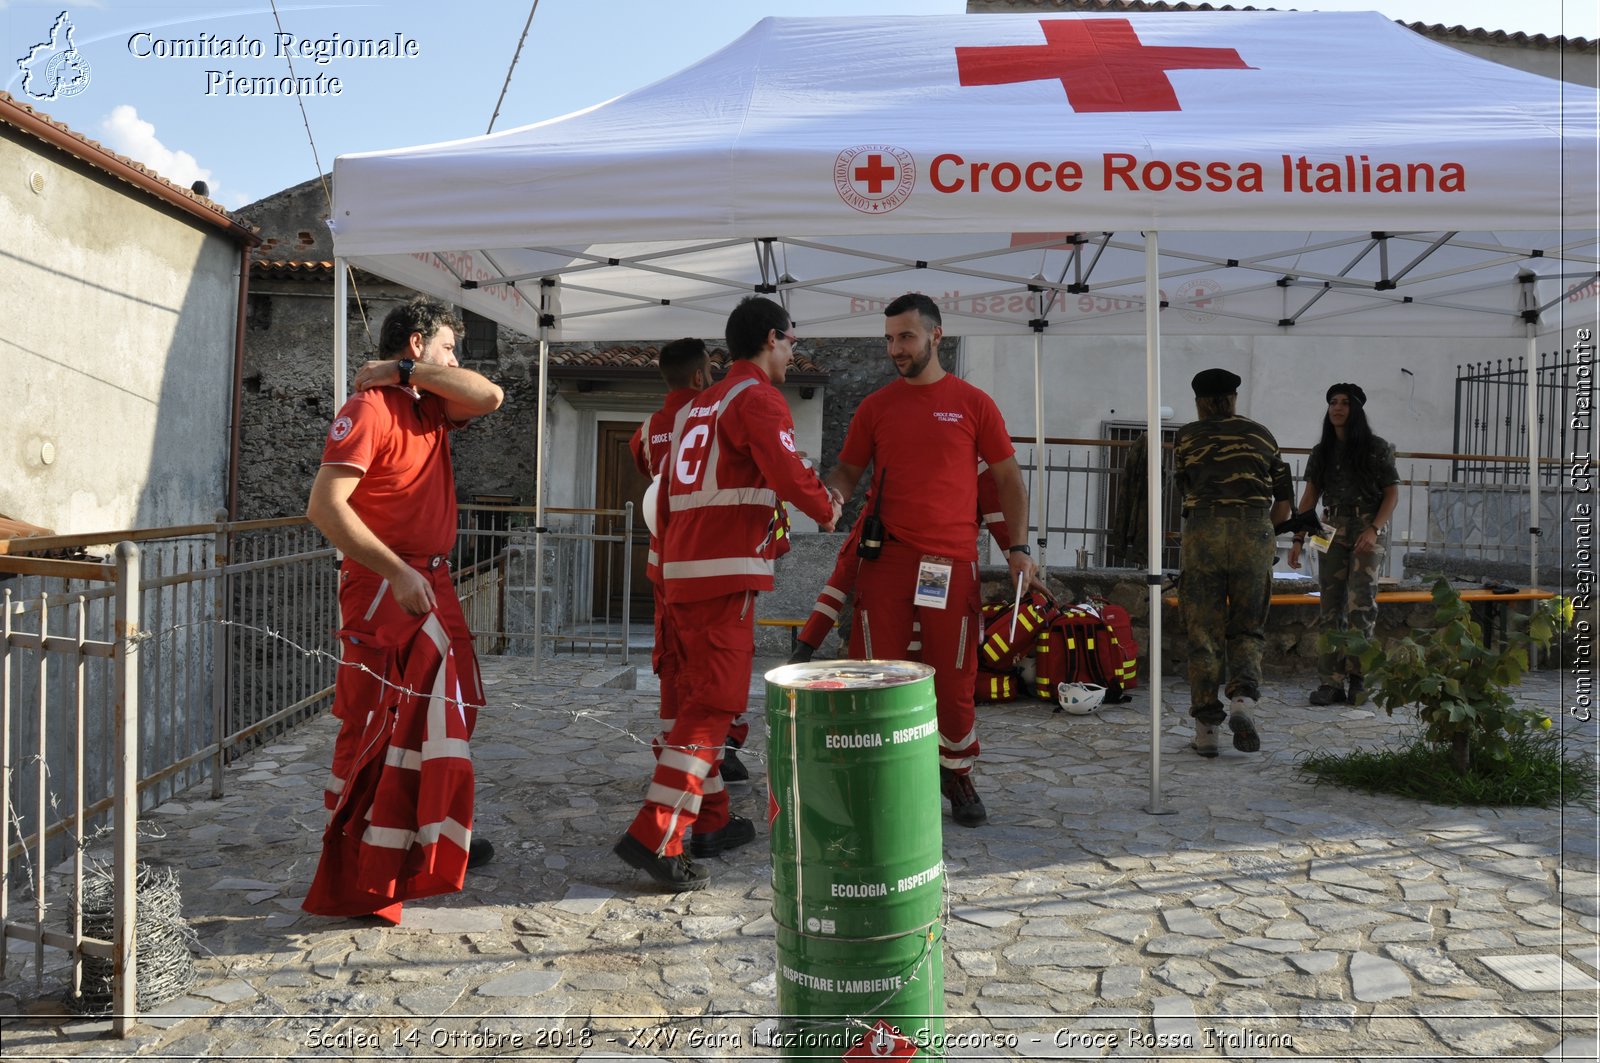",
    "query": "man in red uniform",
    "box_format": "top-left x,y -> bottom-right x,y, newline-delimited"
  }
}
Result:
824,293 -> 1037,827
302,297 -> 504,922
615,296 -> 841,891
629,339 -> 719,764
